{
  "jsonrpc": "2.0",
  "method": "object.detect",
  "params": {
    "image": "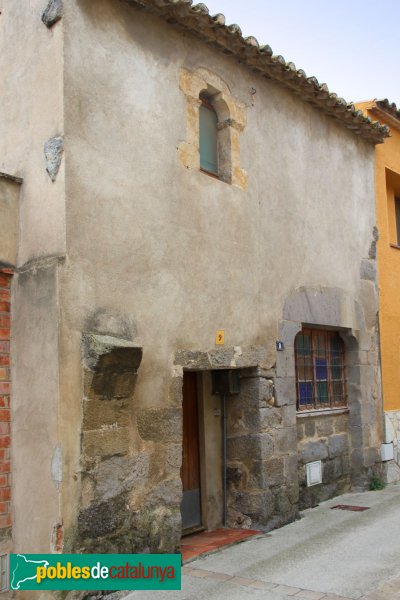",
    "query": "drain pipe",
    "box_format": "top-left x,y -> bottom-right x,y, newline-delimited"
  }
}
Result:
222,392 -> 227,528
